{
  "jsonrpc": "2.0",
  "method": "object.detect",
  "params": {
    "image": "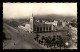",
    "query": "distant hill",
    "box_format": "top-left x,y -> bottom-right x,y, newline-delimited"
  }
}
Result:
3,18 -> 30,27
34,14 -> 77,21
3,14 -> 77,27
